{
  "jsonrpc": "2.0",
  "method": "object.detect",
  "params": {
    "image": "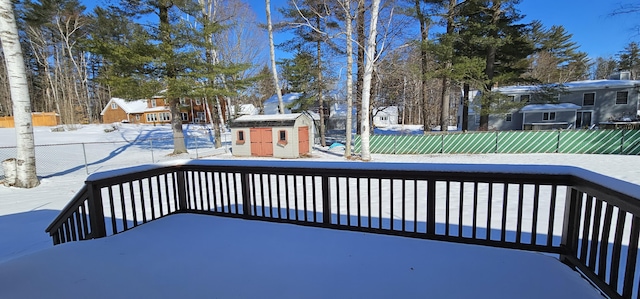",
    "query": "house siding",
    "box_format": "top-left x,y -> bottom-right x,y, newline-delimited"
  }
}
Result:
481,80 -> 640,131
